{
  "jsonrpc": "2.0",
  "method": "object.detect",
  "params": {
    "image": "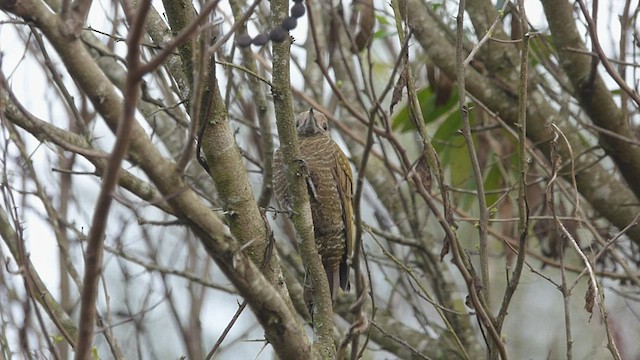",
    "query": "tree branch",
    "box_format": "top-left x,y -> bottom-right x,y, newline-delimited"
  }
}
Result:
0,0 -> 315,357
272,0 -> 335,356
541,0 -> 640,202
405,0 -> 640,248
